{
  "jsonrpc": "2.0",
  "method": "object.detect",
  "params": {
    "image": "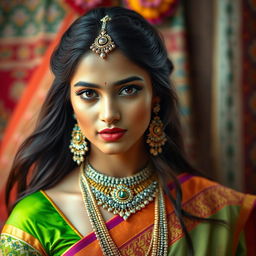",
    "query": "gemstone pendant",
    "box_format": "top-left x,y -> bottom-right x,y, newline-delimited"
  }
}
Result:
98,36 -> 108,45
118,190 -> 129,200
112,185 -> 133,204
